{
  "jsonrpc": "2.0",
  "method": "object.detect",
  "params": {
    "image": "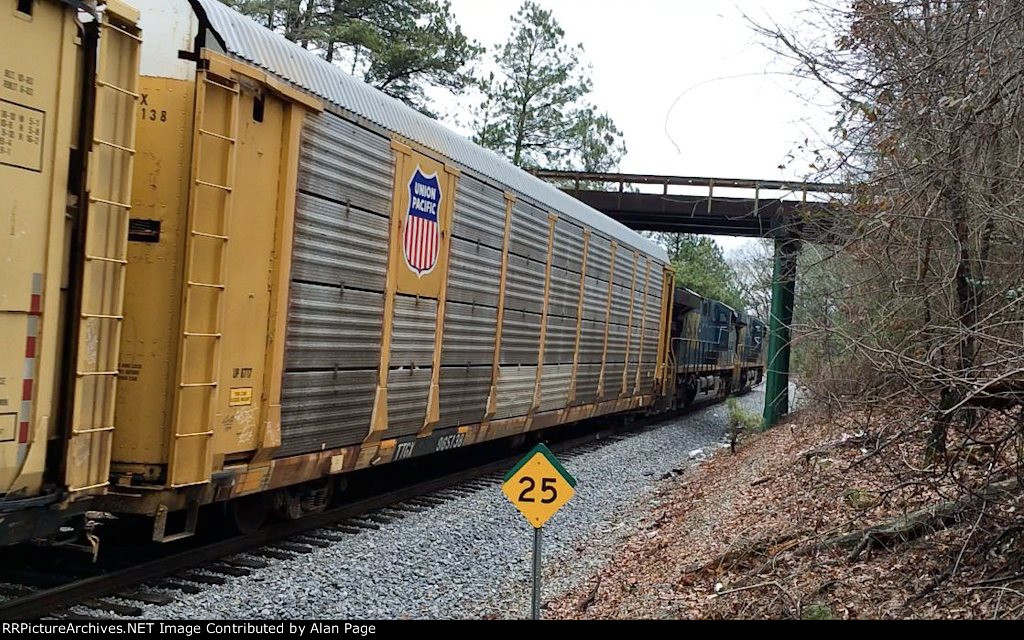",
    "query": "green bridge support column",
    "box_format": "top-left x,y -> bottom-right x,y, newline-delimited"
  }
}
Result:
763,235 -> 799,428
